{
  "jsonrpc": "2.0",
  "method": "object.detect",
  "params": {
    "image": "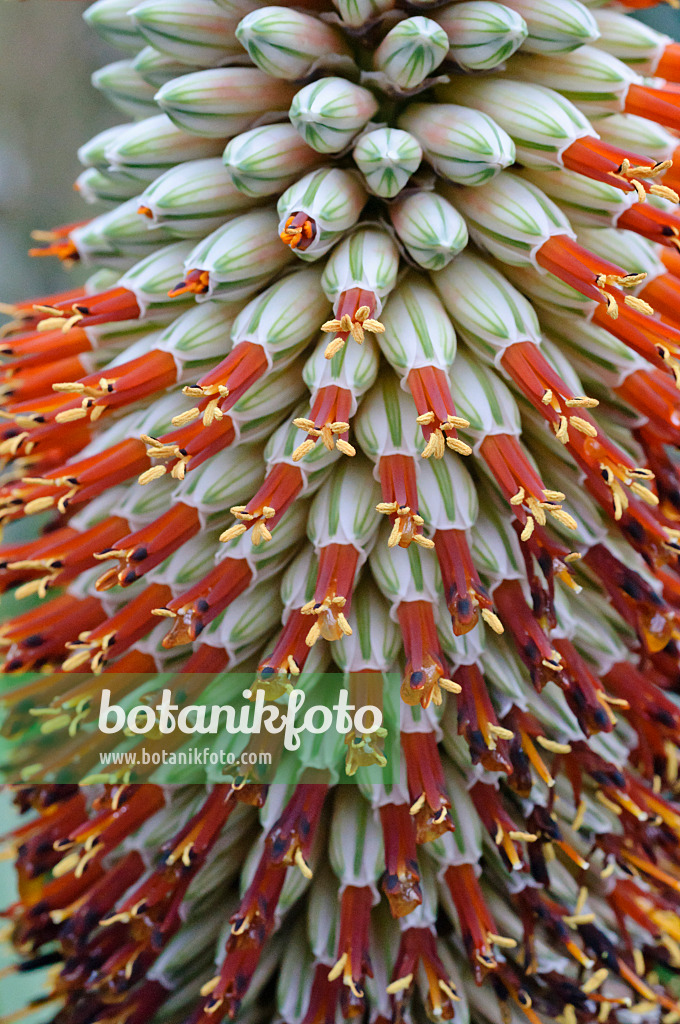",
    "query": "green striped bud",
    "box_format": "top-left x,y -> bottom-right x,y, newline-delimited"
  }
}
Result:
223,123 -> 322,198
230,267 -> 330,370
500,0 -> 599,52
307,457 -> 381,556
137,157 -> 256,236
104,113 -> 226,182
69,198 -> 175,268
433,251 -> 541,368
370,521 -> 443,604
132,45 -> 201,86
75,167 -> 142,206
507,46 -> 638,115
577,225 -> 663,281
540,310 -> 650,388
263,413 -> 339,494
519,165 -> 632,228
429,761 -> 483,865
91,60 -> 158,119
355,373 -> 423,462
83,0 -> 143,53
448,350 -> 521,448
444,171 -> 574,267
448,78 -> 593,170
379,275 -> 457,378
183,207 -> 295,300
106,474 -> 174,528
353,127 -> 422,198
416,455 -> 478,533
333,580 -> 400,672
329,789 -> 384,892
78,124 -> 129,170
289,77 -> 379,155
119,240 -> 197,314
435,1 -> 527,72
397,103 -> 515,186
174,444 -> 265,527
593,8 -> 668,74
469,492 -> 524,586
203,577 -> 284,662
389,190 -> 468,271
373,16 -> 449,90
277,168 -> 367,261
130,0 -> 242,66
321,227 -> 400,314
594,111 -> 675,164
155,67 -> 296,139
280,546 -> 317,614
155,299 -> 243,365
236,6 -> 352,81
331,0 -> 395,29
302,333 -> 379,413
501,260 -> 596,315
227,359 -> 308,445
